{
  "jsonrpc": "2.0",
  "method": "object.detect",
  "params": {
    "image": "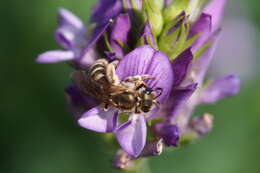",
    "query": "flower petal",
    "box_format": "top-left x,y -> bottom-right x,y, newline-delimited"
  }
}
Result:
115,115 -> 147,157
199,75 -> 240,104
165,83 -> 198,120
140,20 -> 157,48
153,123 -> 179,147
56,8 -> 87,50
193,30 -> 221,84
81,22 -> 110,59
76,48 -> 98,68
203,0 -> 227,32
36,50 -> 74,63
58,8 -> 85,30
116,45 -> 174,103
190,13 -> 212,52
90,0 -> 122,25
65,84 -> 99,118
78,106 -> 118,133
172,48 -> 193,87
110,13 -> 131,57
